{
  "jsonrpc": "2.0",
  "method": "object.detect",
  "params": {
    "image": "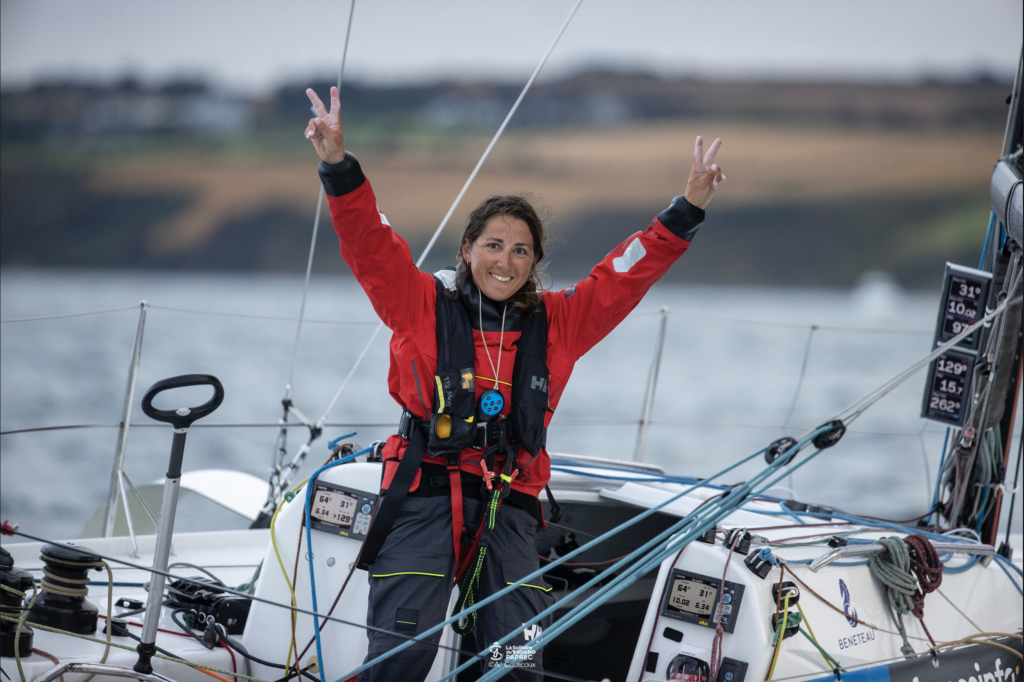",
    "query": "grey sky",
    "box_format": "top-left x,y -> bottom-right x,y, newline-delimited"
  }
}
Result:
1,0 -> 1021,93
